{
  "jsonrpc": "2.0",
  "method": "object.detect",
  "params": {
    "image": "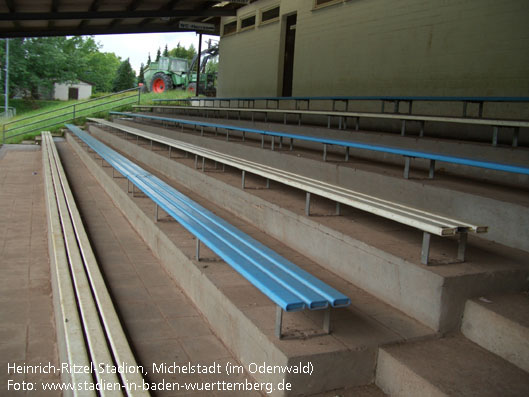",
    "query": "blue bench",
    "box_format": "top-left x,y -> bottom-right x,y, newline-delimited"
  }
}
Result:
109,112 -> 529,178
66,124 -> 350,338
